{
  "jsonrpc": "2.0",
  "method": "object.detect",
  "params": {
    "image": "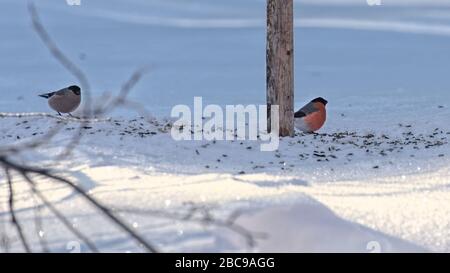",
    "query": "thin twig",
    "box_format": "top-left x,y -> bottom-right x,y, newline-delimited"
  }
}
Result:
0,2 -> 161,254
31,192 -> 50,253
4,168 -> 31,253
22,173 -> 99,253
0,112 -> 111,122
28,2 -> 90,100
0,156 -> 158,253
113,205 -> 265,248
